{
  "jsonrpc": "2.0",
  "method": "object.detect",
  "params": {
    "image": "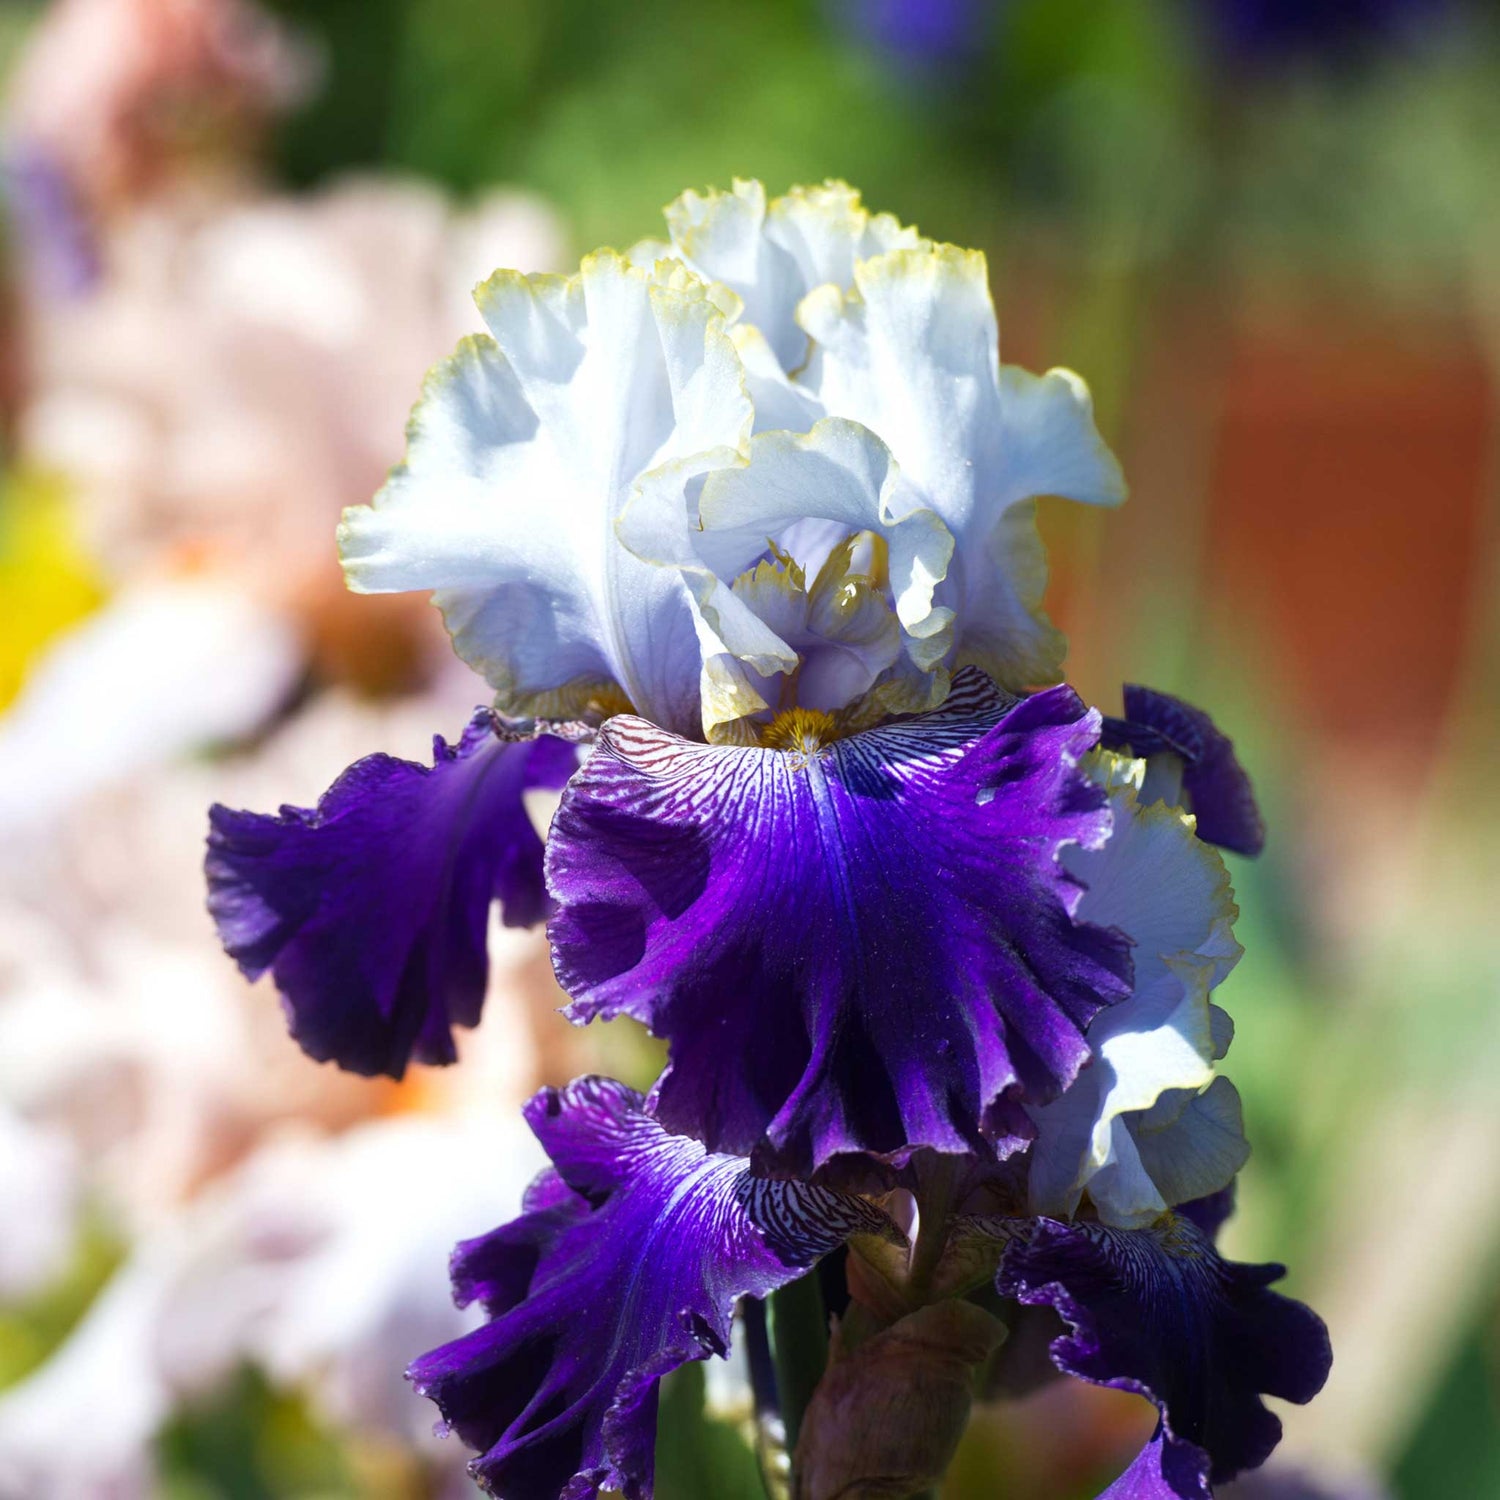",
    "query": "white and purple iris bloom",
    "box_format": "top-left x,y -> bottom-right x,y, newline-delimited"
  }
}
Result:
205,181 -> 1327,1500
